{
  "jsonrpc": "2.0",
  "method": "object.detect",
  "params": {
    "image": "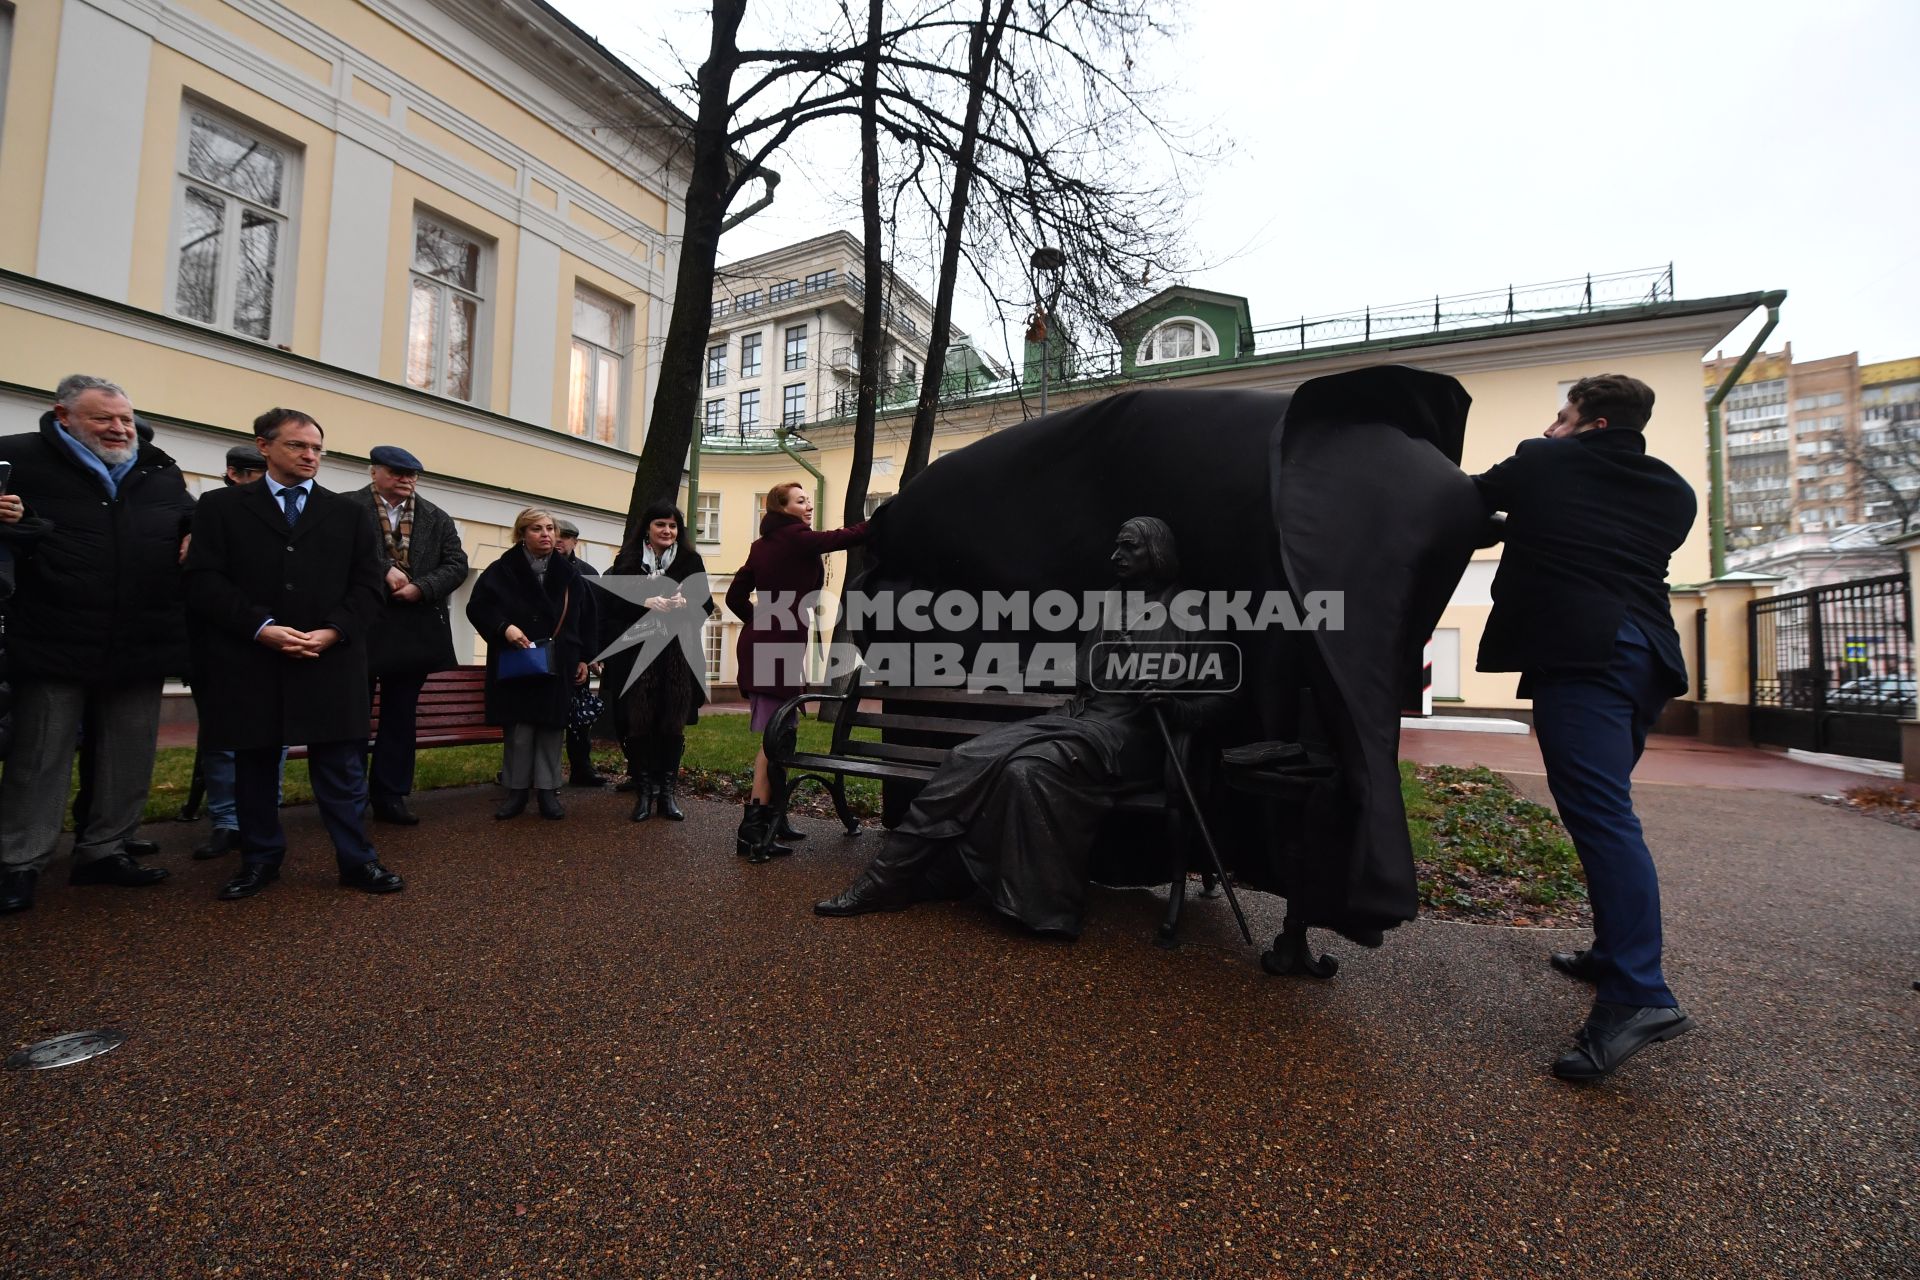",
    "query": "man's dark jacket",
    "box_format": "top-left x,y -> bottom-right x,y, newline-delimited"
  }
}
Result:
345,486 -> 469,675
185,480 -> 384,749
0,411 -> 195,683
1473,429 -> 1697,696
